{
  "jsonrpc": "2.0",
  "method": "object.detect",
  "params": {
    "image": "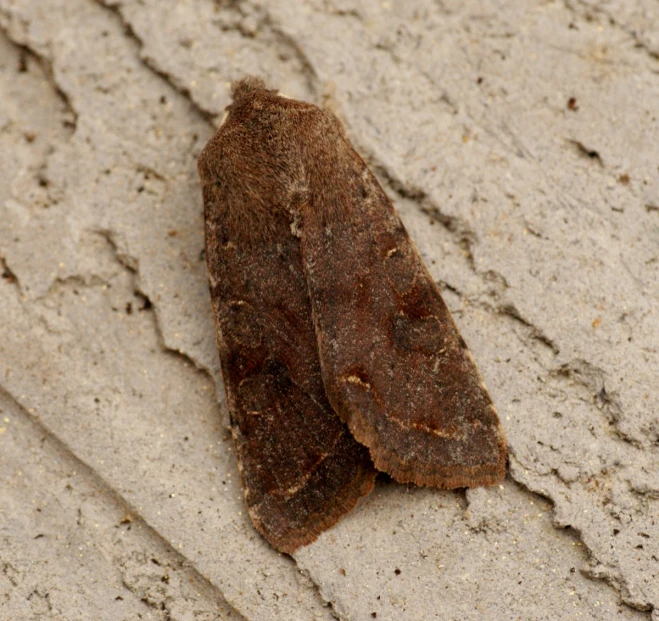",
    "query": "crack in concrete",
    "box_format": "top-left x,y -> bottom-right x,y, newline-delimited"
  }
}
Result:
366,163 -> 481,265
0,382 -> 245,620
92,228 -> 218,384
96,0 -> 218,125
568,138 -> 604,166
0,23 -> 79,134
550,359 -> 645,450
510,467 -> 655,618
0,19 -> 219,388
264,16 -> 319,95
499,302 -> 560,354
0,254 -> 20,290
365,164 -> 564,362
95,0 -> 321,122
568,0 -> 659,62
94,1 -> 220,123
